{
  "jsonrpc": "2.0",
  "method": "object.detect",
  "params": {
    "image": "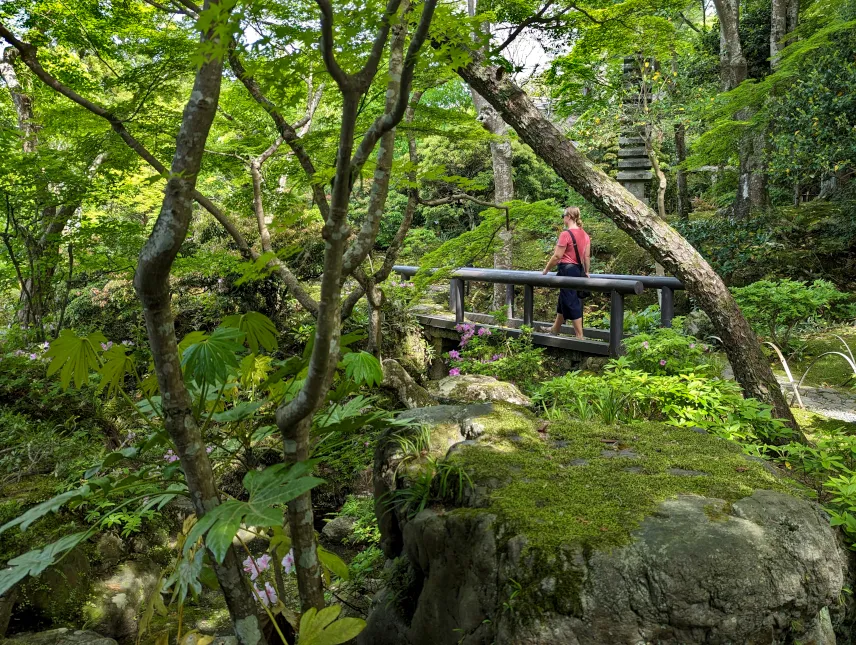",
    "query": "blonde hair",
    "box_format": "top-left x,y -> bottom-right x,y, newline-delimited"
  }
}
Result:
564,206 -> 582,227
